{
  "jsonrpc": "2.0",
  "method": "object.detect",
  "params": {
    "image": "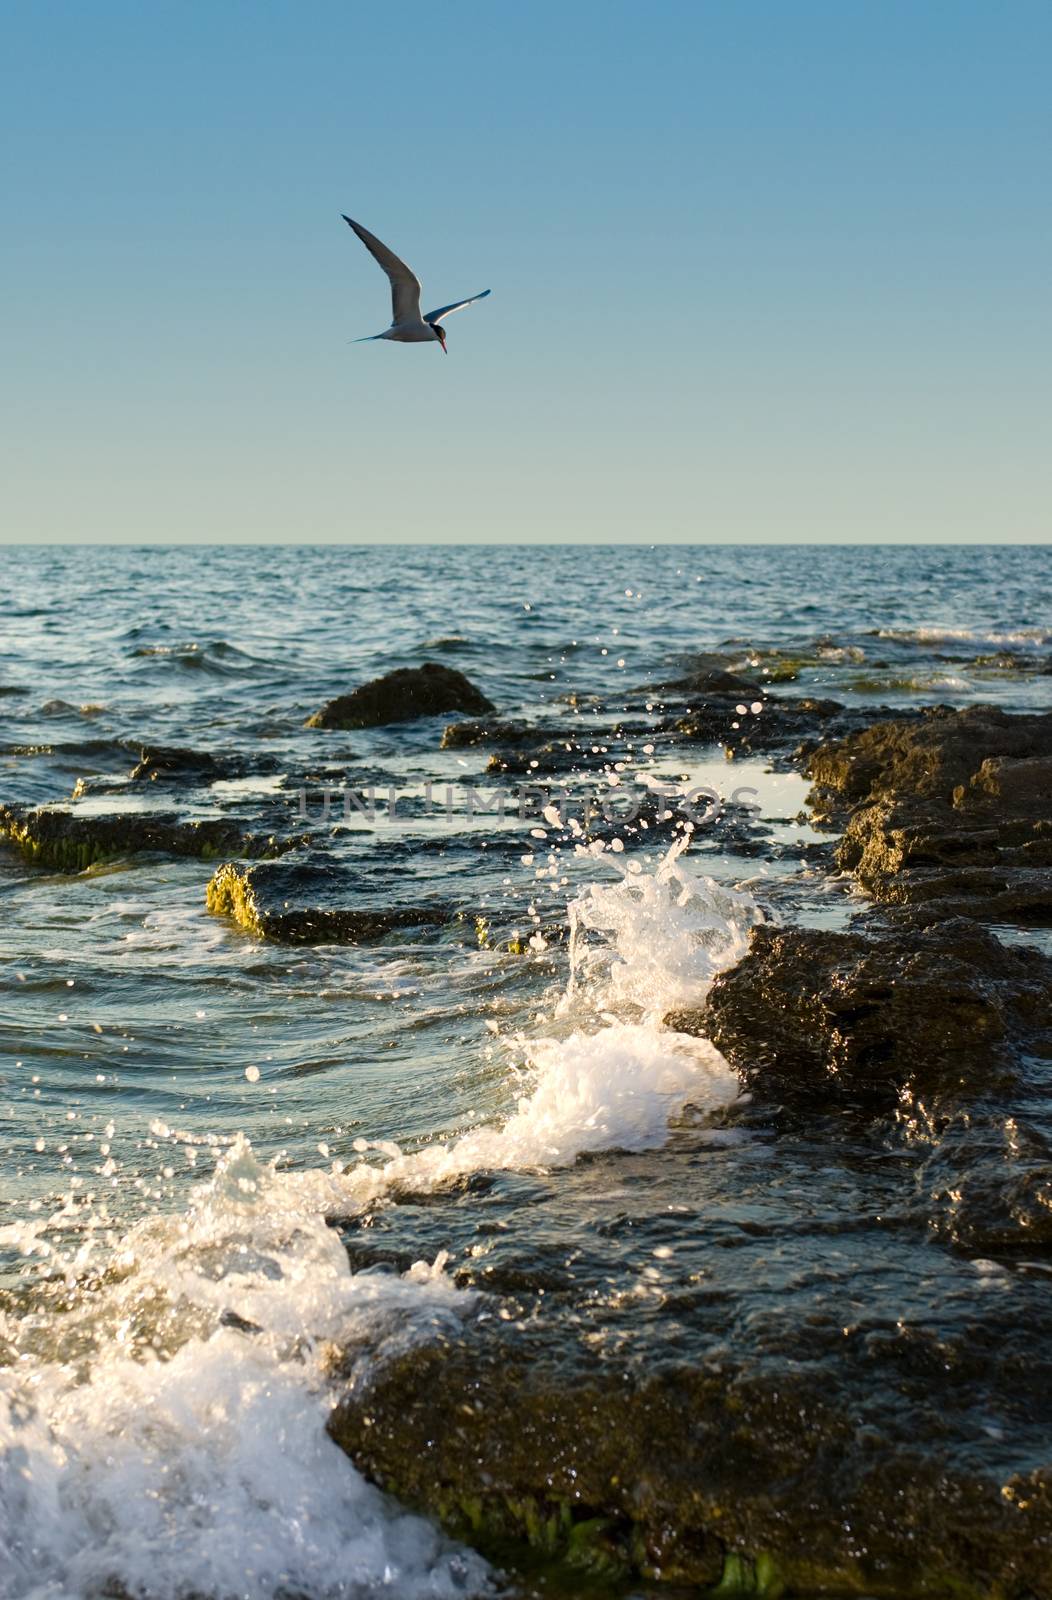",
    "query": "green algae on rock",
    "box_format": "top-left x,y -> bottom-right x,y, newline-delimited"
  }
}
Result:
328,1330 -> 1052,1598
305,663 -> 495,730
206,854 -> 453,942
0,803 -> 299,873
